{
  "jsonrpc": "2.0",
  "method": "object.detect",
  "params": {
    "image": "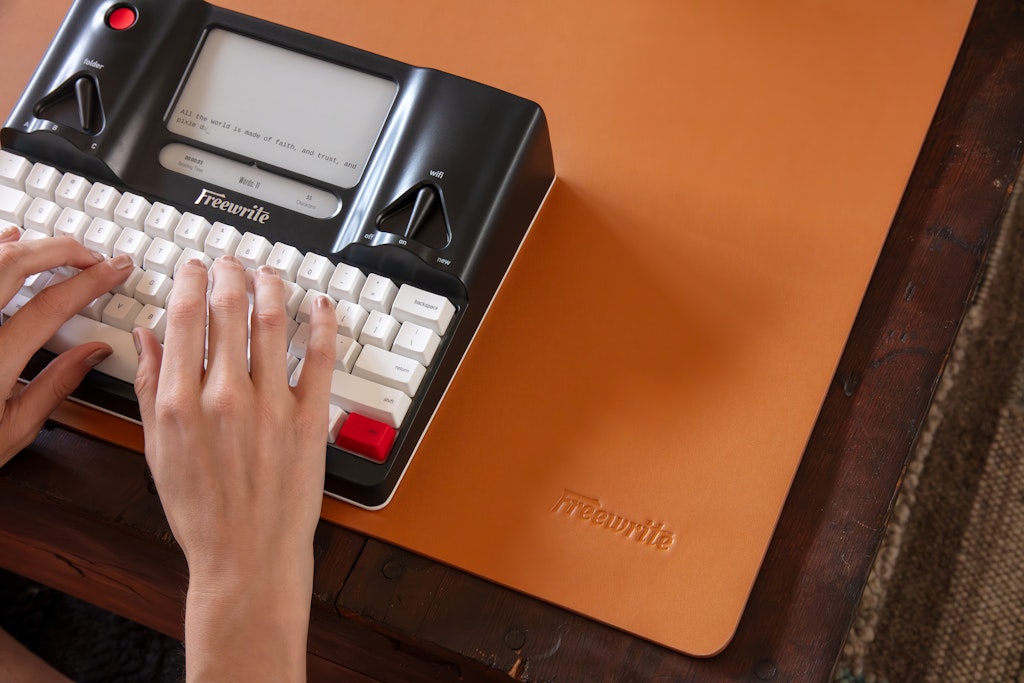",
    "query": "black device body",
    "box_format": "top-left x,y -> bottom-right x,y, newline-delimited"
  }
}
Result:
1,0 -> 555,508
